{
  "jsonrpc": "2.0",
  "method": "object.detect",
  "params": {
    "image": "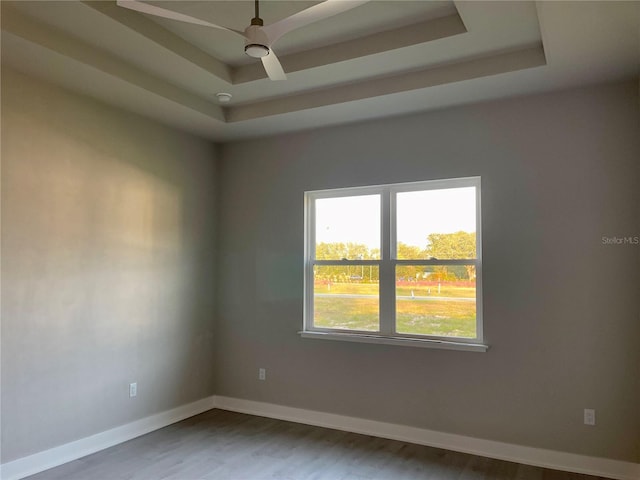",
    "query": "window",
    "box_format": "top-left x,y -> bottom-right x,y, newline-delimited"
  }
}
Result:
303,177 -> 485,351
